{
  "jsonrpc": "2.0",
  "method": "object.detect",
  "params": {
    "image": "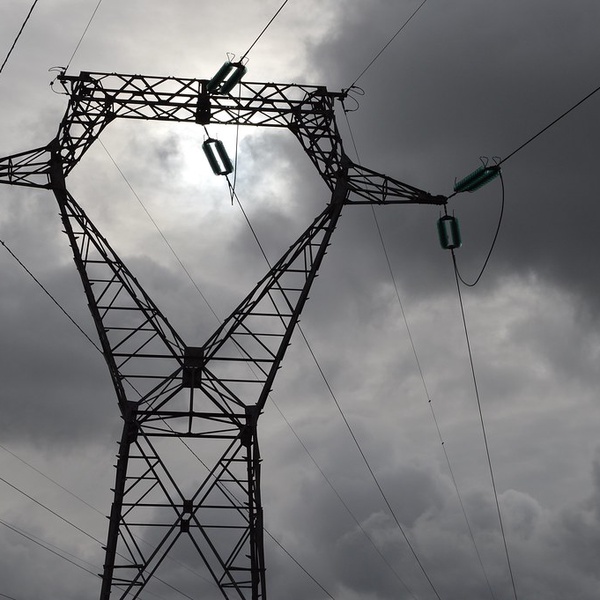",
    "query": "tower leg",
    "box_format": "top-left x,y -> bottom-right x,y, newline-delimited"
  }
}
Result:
100,401 -> 138,600
48,157 -> 348,599
244,406 -> 266,600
